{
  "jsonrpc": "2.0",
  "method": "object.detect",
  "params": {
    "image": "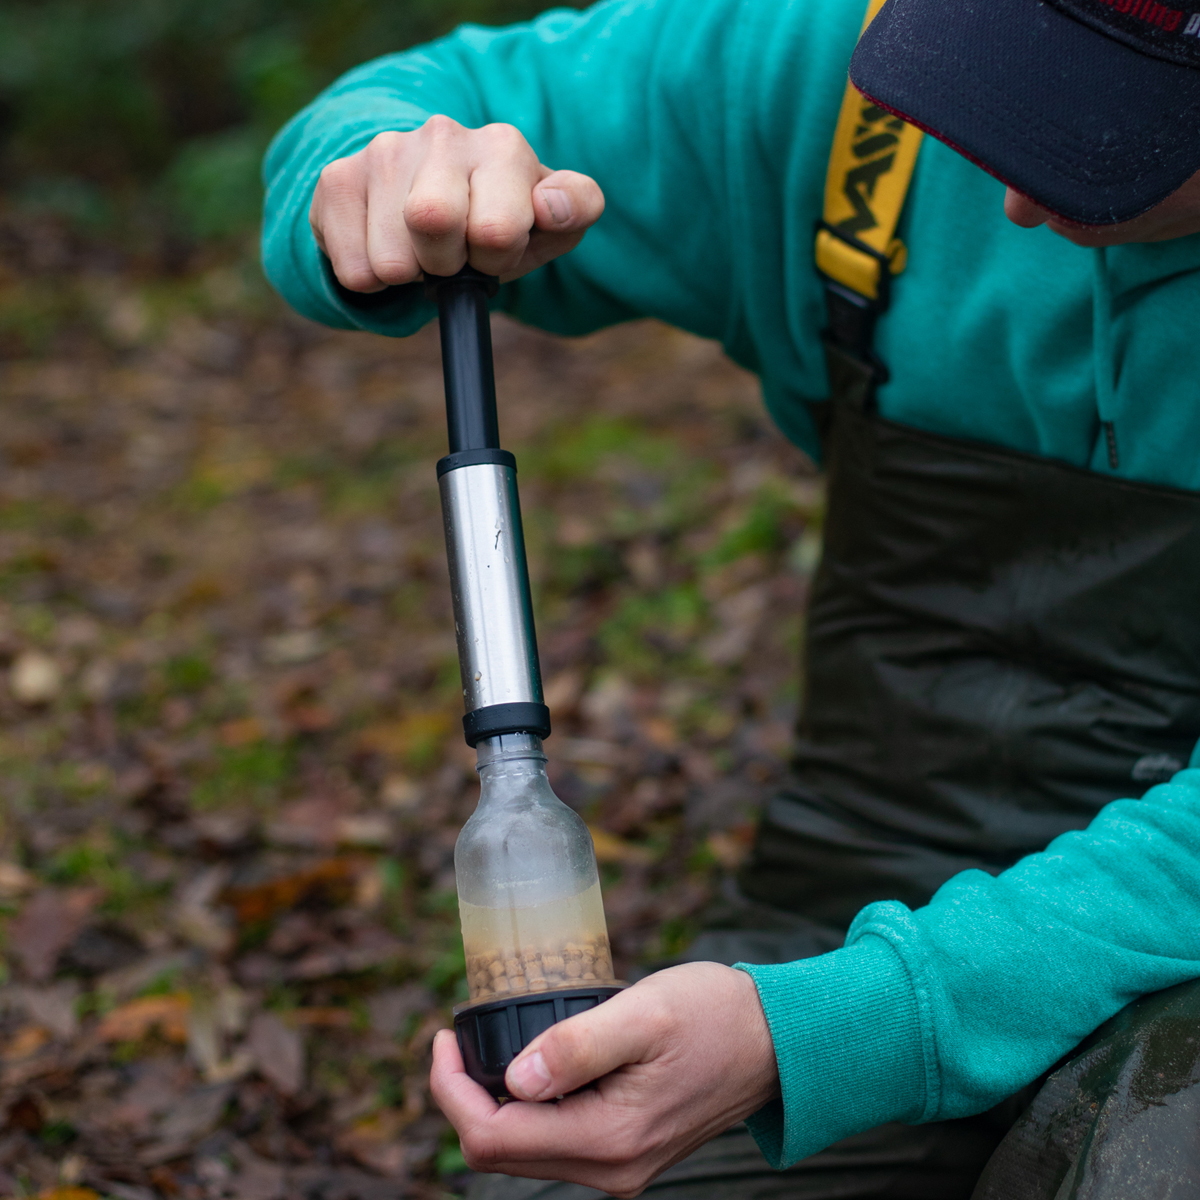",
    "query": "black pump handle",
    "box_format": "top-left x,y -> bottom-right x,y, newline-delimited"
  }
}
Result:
425,267 -> 502,454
